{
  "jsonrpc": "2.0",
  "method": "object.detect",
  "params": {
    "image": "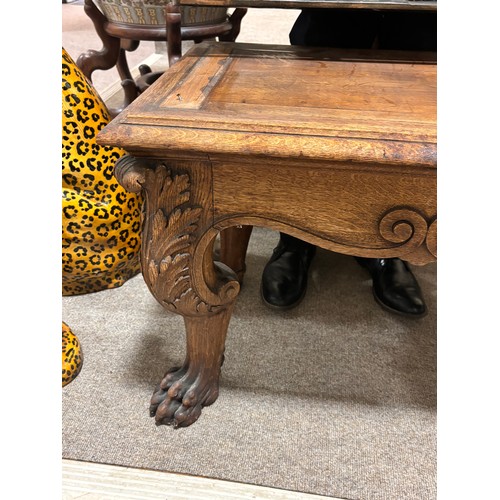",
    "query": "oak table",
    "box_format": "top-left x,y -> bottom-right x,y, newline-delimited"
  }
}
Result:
97,41 -> 437,428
